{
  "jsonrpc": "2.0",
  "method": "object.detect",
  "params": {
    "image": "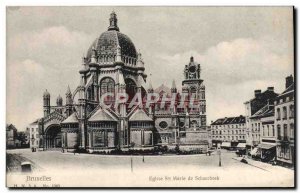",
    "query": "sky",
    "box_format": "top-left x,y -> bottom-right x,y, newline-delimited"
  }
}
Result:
6,6 -> 294,130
